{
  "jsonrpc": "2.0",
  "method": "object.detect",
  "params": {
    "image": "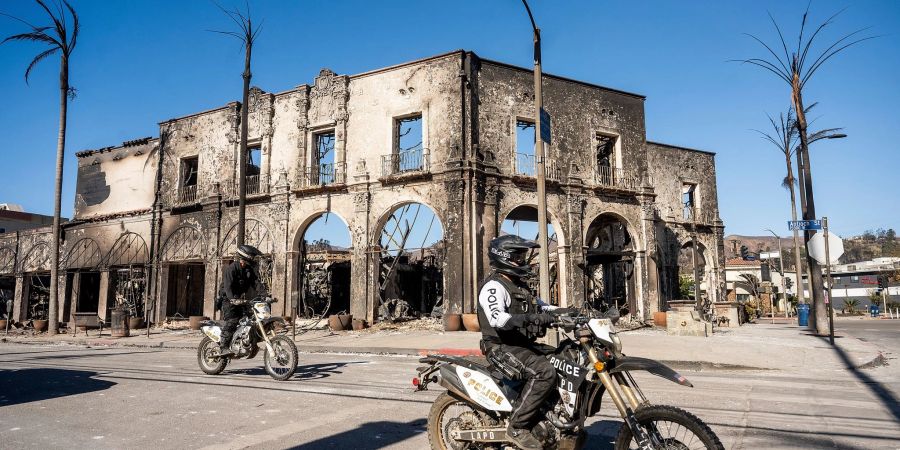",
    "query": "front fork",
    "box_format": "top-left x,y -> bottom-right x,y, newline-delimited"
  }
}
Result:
581,341 -> 657,449
255,318 -> 276,355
